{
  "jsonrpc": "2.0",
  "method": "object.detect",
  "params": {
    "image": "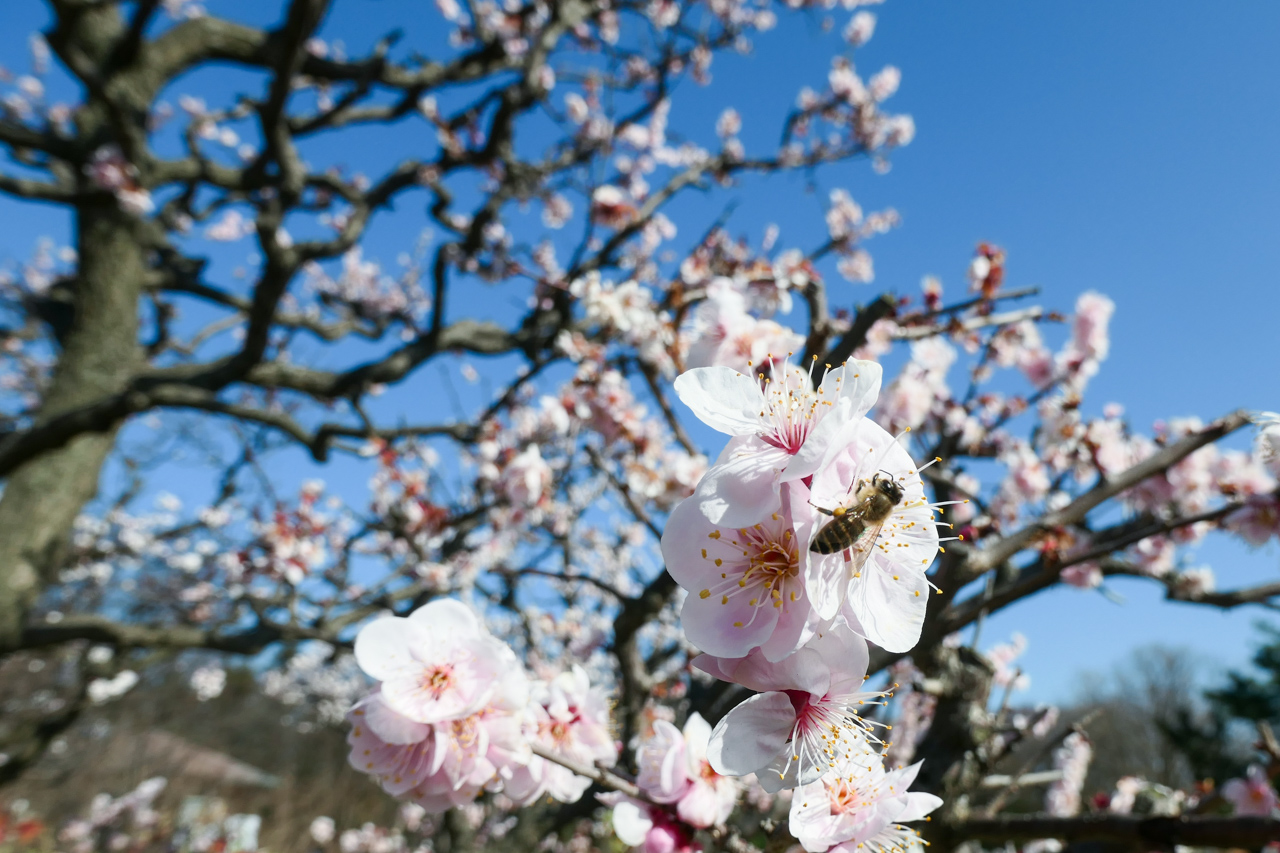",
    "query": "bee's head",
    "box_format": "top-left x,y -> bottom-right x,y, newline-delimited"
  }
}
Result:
872,472 -> 905,504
